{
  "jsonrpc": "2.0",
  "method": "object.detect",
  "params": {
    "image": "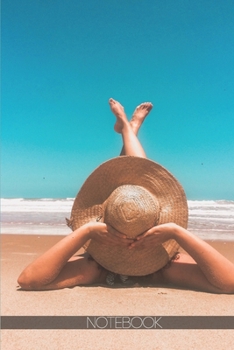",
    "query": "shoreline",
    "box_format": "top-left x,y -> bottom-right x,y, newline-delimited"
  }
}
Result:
2,224 -> 234,241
